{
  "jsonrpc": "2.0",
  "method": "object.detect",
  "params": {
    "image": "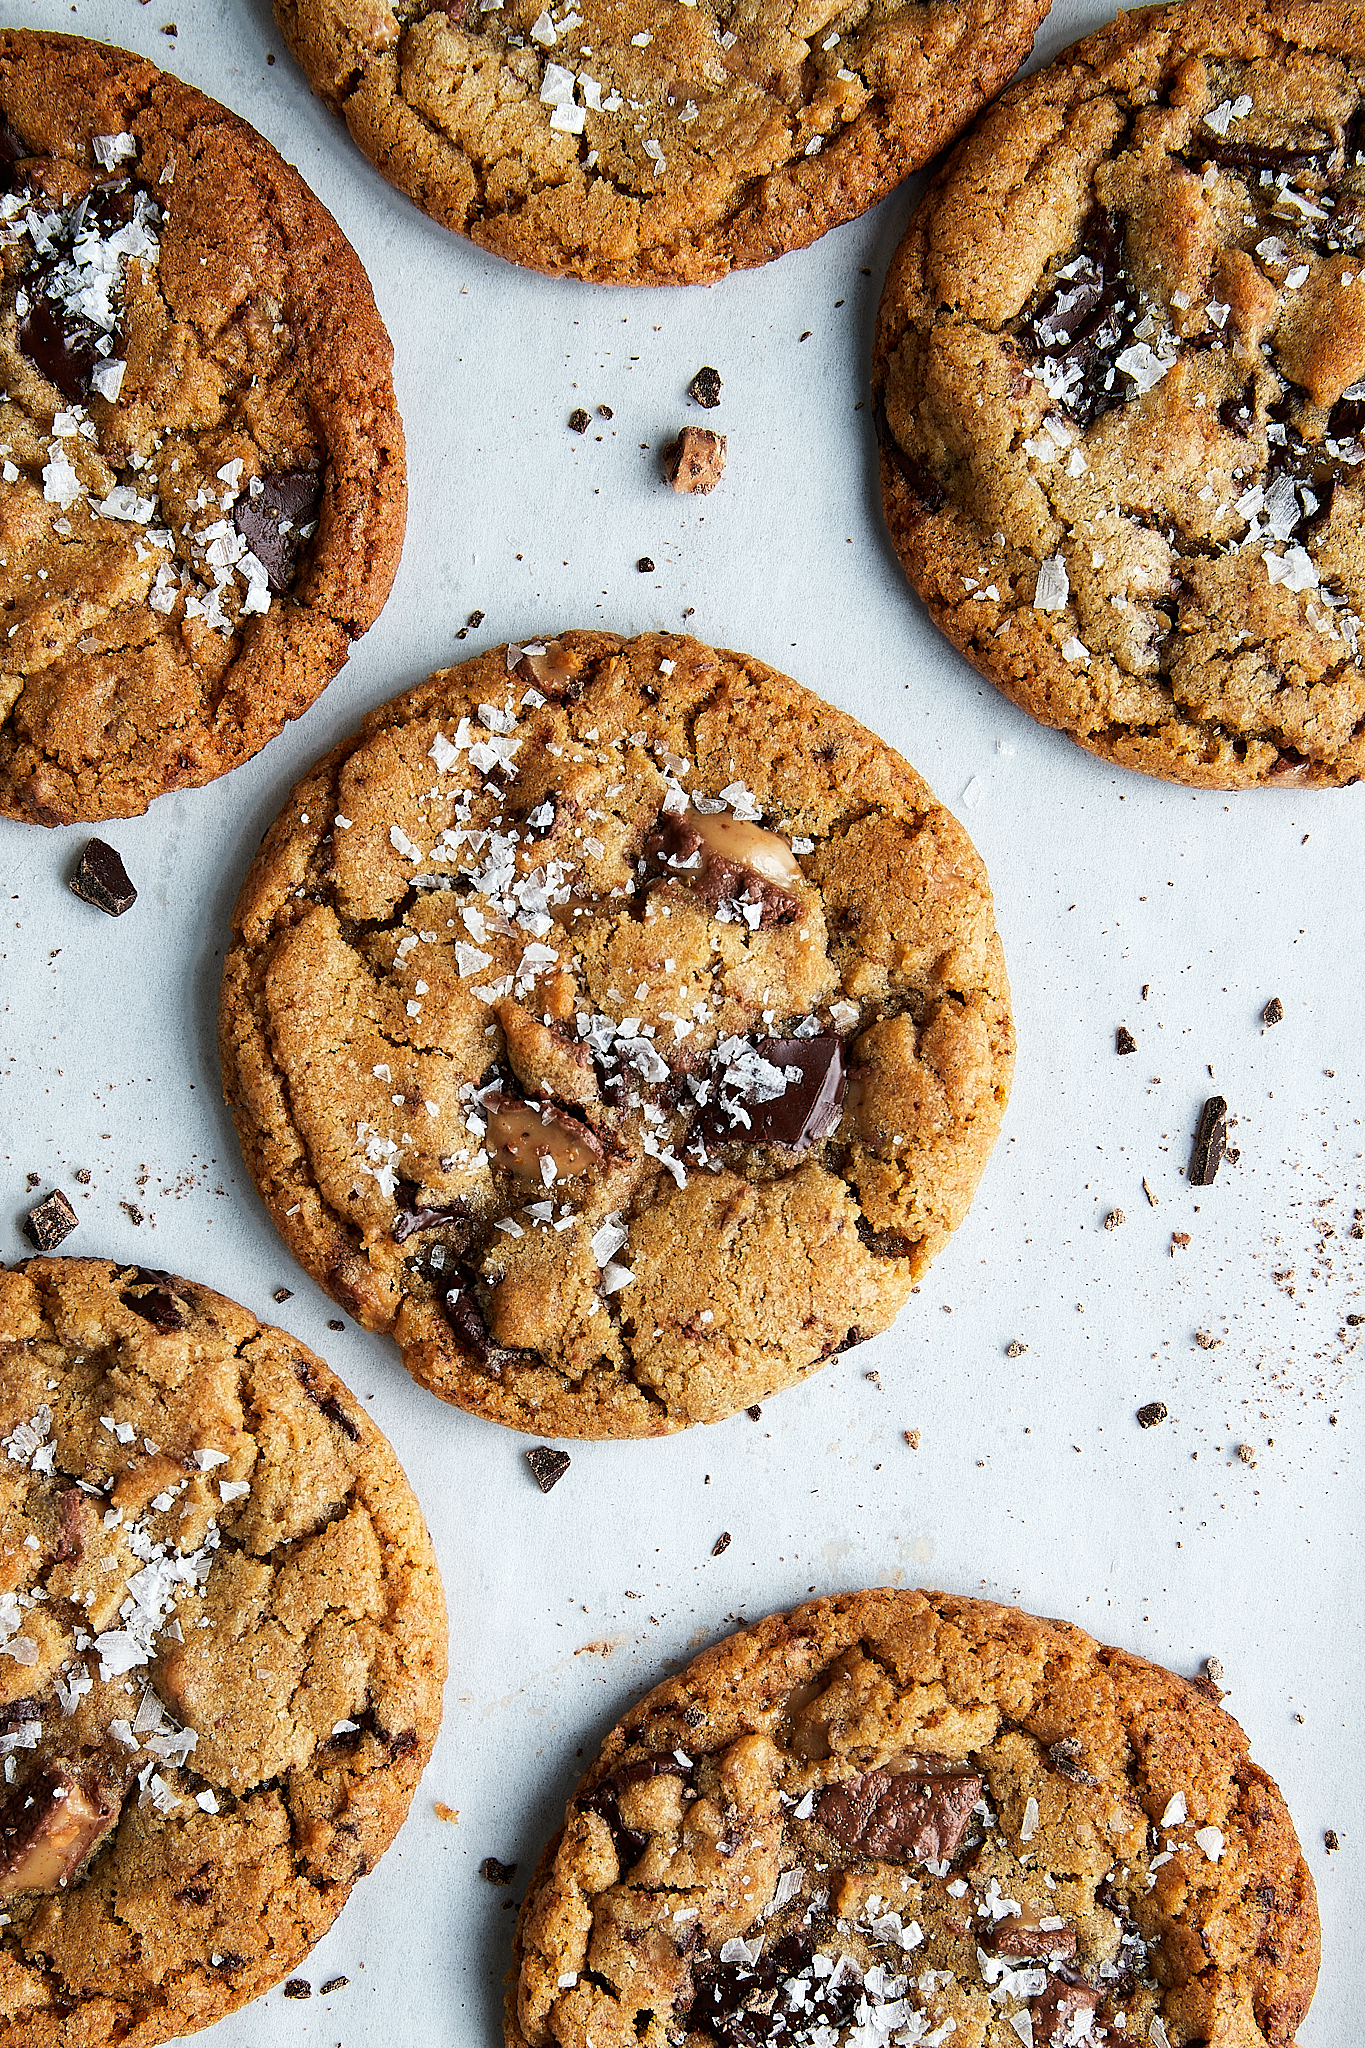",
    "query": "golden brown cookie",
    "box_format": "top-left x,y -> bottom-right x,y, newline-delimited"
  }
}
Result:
219,630 -> 1014,1437
0,1256 -> 446,2047
874,0 -> 1365,788
272,0 -> 1050,284
0,32 -> 406,825
508,1587 -> 1319,2048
